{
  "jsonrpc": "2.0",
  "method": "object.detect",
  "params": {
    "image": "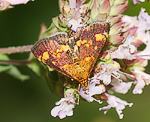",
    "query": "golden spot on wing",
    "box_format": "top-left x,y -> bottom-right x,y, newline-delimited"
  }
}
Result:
56,49 -> 60,53
42,51 -> 49,60
52,61 -> 56,65
81,40 -> 87,44
85,57 -> 92,61
85,44 -> 90,48
53,45 -> 71,58
76,40 -> 91,48
56,45 -> 70,54
76,40 -> 82,47
56,53 -> 61,58
62,56 -> 95,88
95,33 -> 106,41
60,45 -> 70,52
